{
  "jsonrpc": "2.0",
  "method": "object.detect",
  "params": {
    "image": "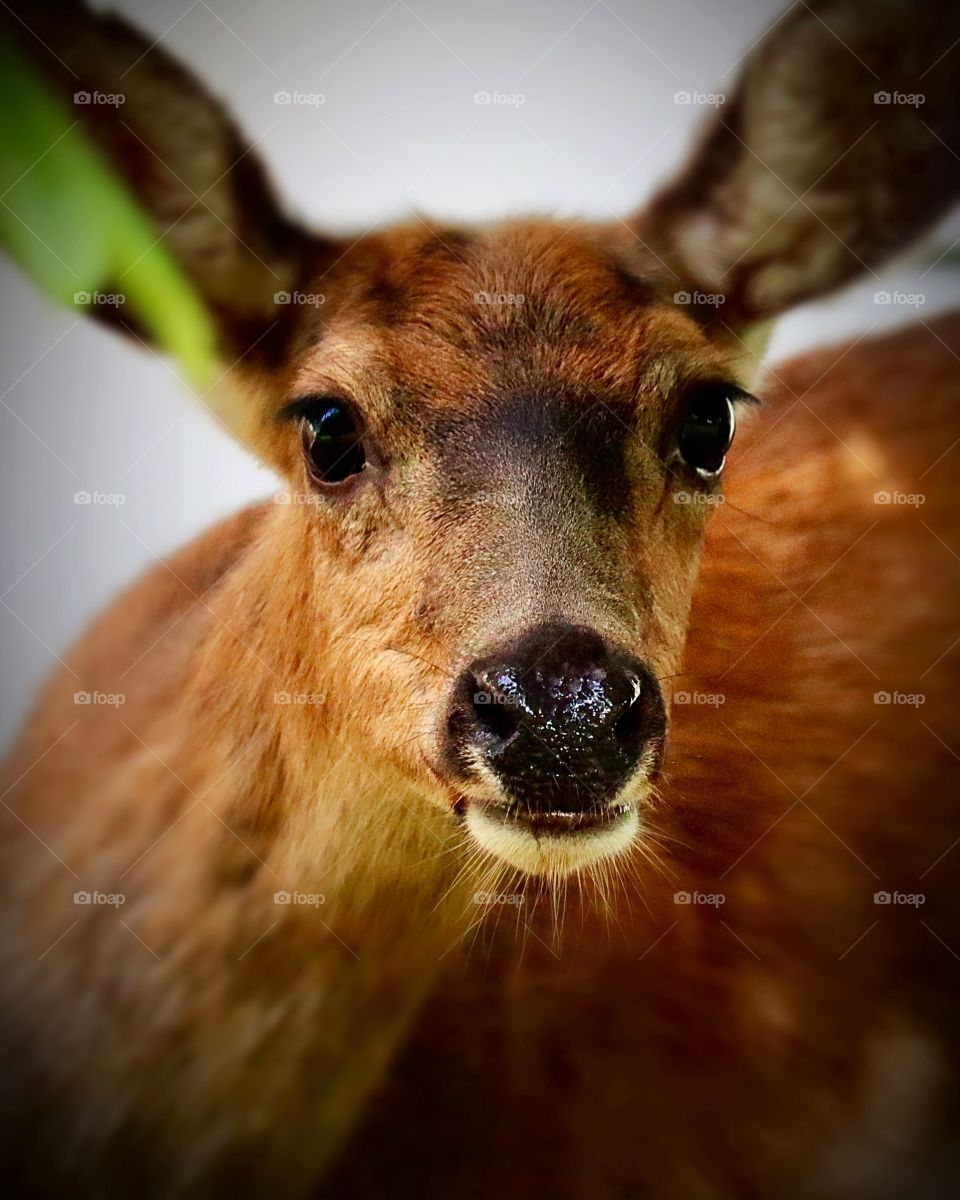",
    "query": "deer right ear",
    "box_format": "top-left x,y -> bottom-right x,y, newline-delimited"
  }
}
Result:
1,0 -> 320,365
634,0 -> 960,329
